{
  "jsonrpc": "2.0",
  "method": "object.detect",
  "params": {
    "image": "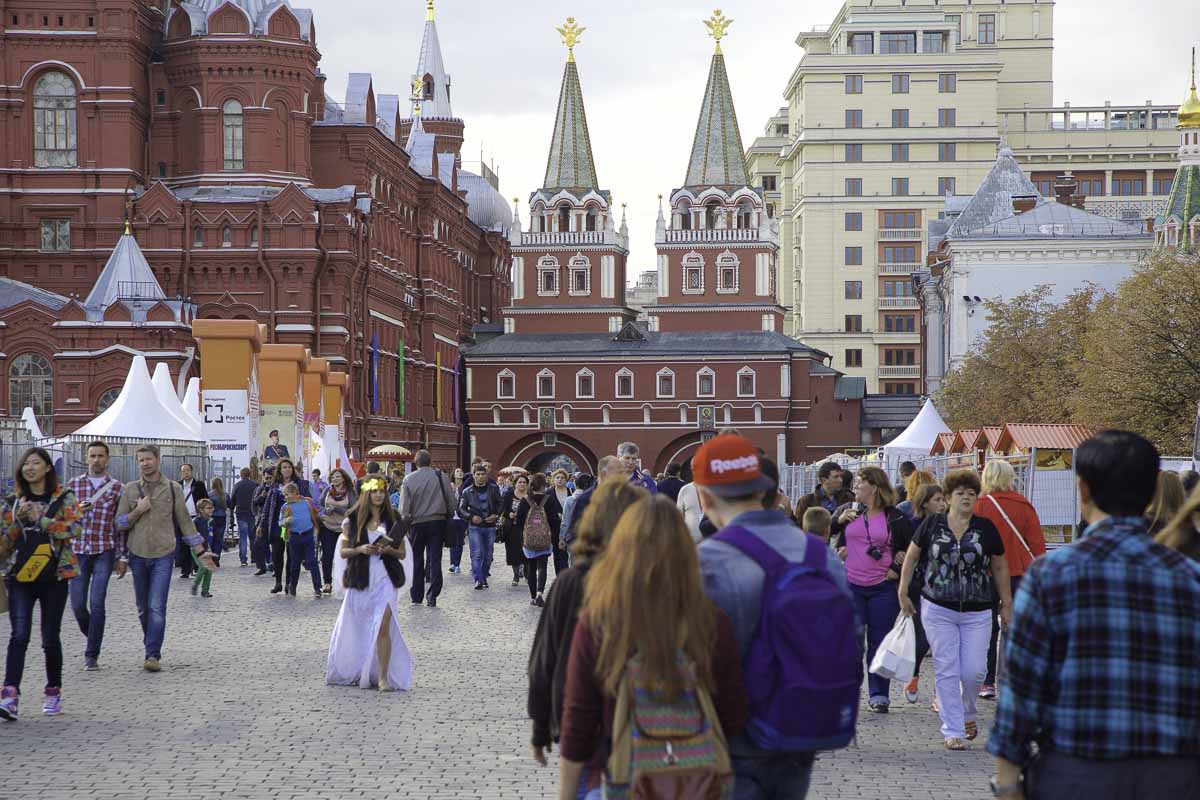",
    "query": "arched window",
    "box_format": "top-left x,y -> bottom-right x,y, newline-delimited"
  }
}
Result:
33,71 -> 78,167
9,353 -> 53,429
222,226 -> 232,247
222,100 -> 244,170
96,387 -> 121,414
704,200 -> 721,229
736,201 -> 754,229
585,207 -> 599,232
422,74 -> 434,100
558,203 -> 571,232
